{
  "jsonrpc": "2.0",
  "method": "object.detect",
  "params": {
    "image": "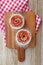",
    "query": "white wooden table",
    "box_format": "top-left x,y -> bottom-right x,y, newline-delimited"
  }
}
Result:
0,0 -> 43,65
